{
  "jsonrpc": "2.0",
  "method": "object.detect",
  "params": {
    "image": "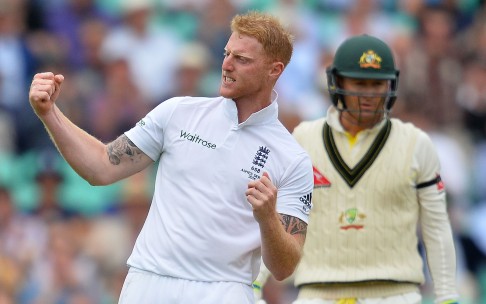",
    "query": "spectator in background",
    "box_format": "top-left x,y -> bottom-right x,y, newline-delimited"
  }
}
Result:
87,56 -> 149,142
196,0 -> 236,65
399,4 -> 463,131
456,7 -> 486,143
456,5 -> 486,62
74,17 -> 110,109
31,166 -> 67,221
456,56 -> 486,142
0,0 -> 35,114
448,194 -> 486,303
173,41 -> 212,97
0,186 -> 47,269
0,186 -> 48,303
0,108 -> 16,155
0,189 -> 22,302
100,0 -> 183,105
25,220 -> 102,304
471,142 -> 486,203
0,0 -> 38,152
42,0 -> 114,70
0,255 -> 21,304
271,0 -> 328,123
28,148 -> 82,225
